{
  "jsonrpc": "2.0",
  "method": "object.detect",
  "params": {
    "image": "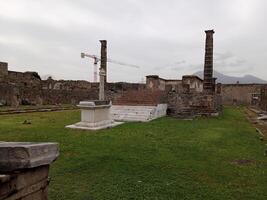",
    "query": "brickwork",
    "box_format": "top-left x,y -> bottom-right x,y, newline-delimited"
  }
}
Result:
0,62 -> 8,82
113,89 -> 167,106
0,30 -> 224,116
0,165 -> 49,200
0,63 -> 146,106
0,142 -> 59,200
260,86 -> 267,111
146,75 -> 202,93
221,84 -> 264,106
203,30 -> 215,93
167,92 -> 221,118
